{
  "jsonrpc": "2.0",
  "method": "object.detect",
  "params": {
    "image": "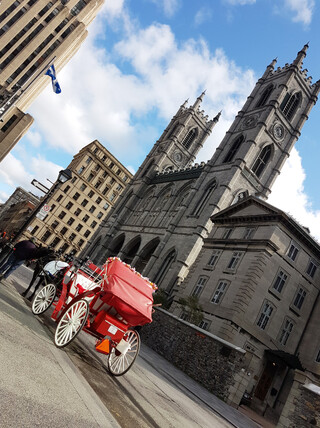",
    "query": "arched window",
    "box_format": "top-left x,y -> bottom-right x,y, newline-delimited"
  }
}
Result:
256,84 -> 273,108
182,128 -> 197,150
252,145 -> 272,178
154,249 -> 176,285
134,238 -> 160,274
106,233 -> 125,258
192,180 -> 217,216
280,91 -> 302,121
122,236 -> 141,264
223,135 -> 244,163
